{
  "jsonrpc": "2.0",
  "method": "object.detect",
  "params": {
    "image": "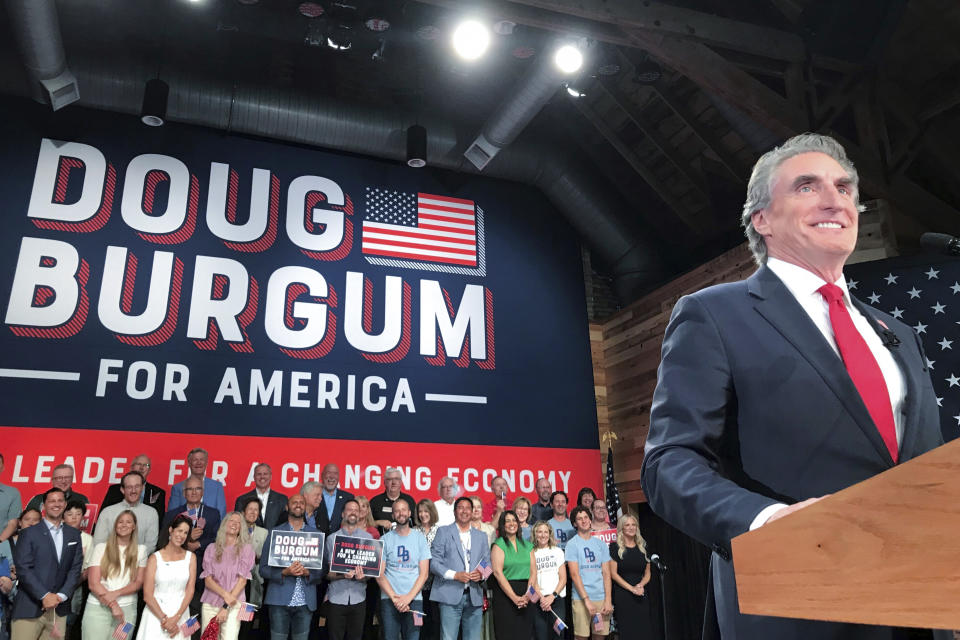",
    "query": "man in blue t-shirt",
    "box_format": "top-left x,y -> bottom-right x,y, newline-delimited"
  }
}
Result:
546,491 -> 575,550
565,506 -> 612,640
377,498 -> 431,640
